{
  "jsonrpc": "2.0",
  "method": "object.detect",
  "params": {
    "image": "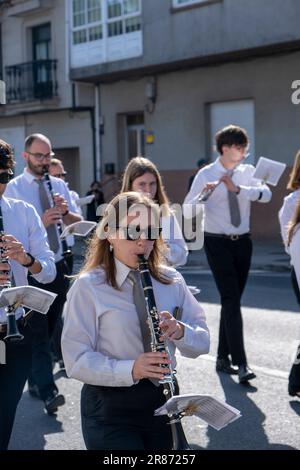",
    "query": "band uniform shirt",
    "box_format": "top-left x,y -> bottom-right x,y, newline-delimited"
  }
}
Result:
161,213 -> 188,267
183,157 -> 272,235
289,225 -> 300,287
278,189 -> 300,253
0,195 -> 56,323
62,257 -> 209,388
5,168 -> 78,263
